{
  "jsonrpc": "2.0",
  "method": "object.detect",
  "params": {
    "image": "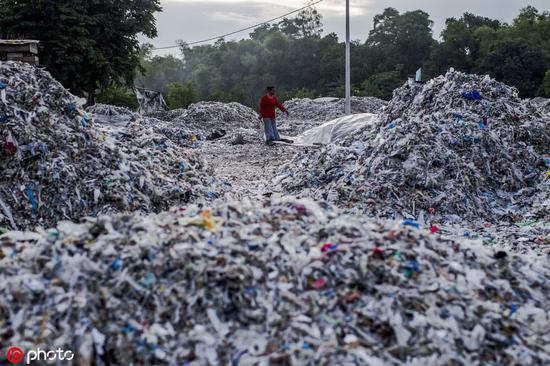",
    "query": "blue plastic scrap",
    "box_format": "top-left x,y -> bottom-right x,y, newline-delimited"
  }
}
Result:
461,90 -> 482,100
452,112 -> 464,121
402,219 -> 420,229
405,259 -> 421,272
80,114 -> 91,126
66,103 -> 77,113
110,257 -> 123,271
25,184 -> 38,214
